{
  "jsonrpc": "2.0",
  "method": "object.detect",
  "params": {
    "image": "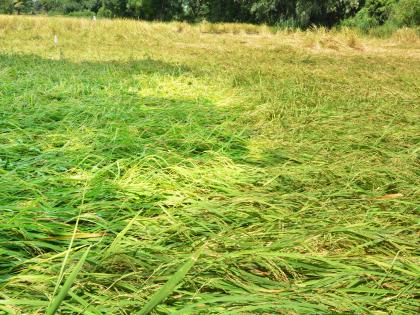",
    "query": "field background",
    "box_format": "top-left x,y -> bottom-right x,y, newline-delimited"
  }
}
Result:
0,15 -> 419,314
